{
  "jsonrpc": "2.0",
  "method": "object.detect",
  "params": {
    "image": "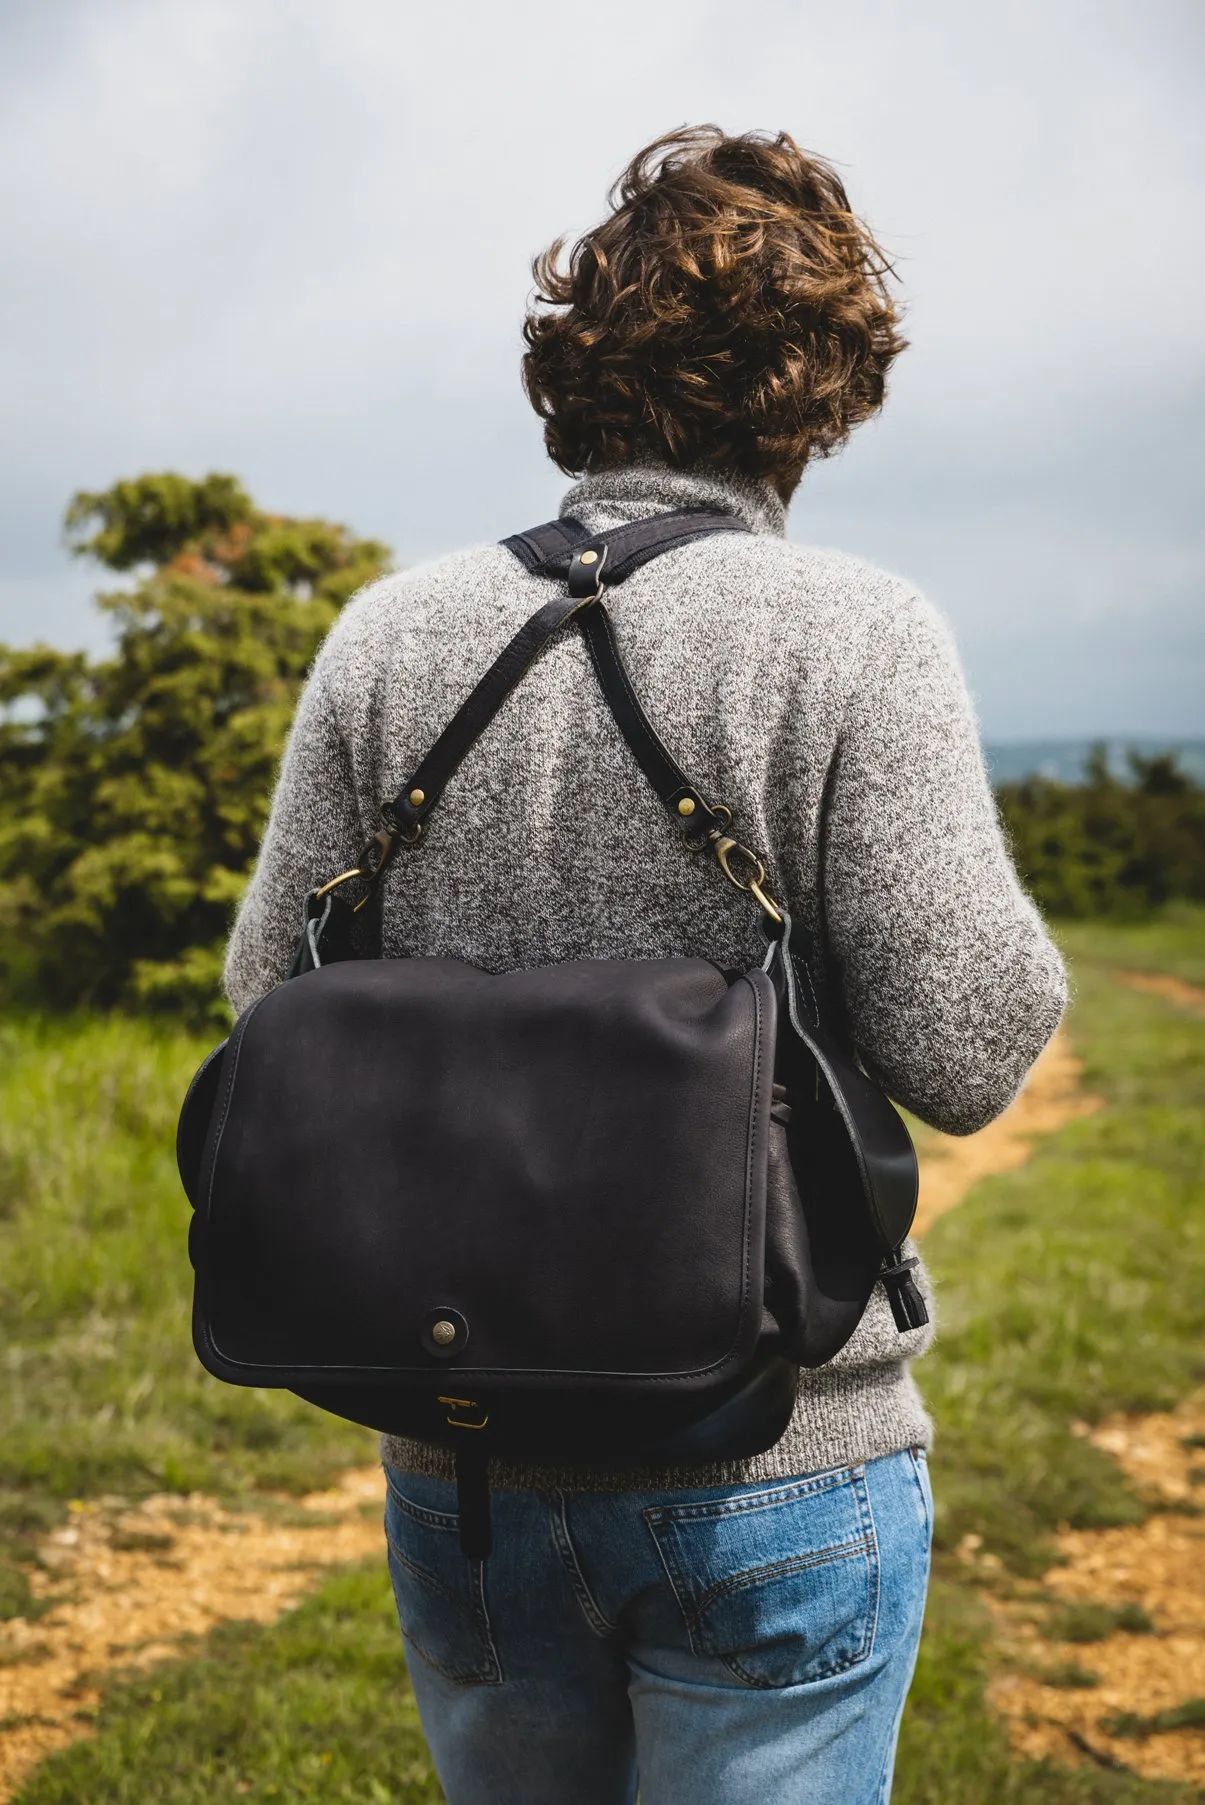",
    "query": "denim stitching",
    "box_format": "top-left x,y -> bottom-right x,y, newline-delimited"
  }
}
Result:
908,1447 -> 933,1540
469,1548 -> 503,1682
384,1471 -> 459,1531
683,1534 -> 876,1621
857,1467 -> 883,1662
385,1533 -> 483,1617
550,1492 -> 616,1639
644,1512 -> 708,1660
385,1533 -> 502,1685
642,1465 -> 859,1529
646,1467 -> 879,1685
718,1538 -> 879,1689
